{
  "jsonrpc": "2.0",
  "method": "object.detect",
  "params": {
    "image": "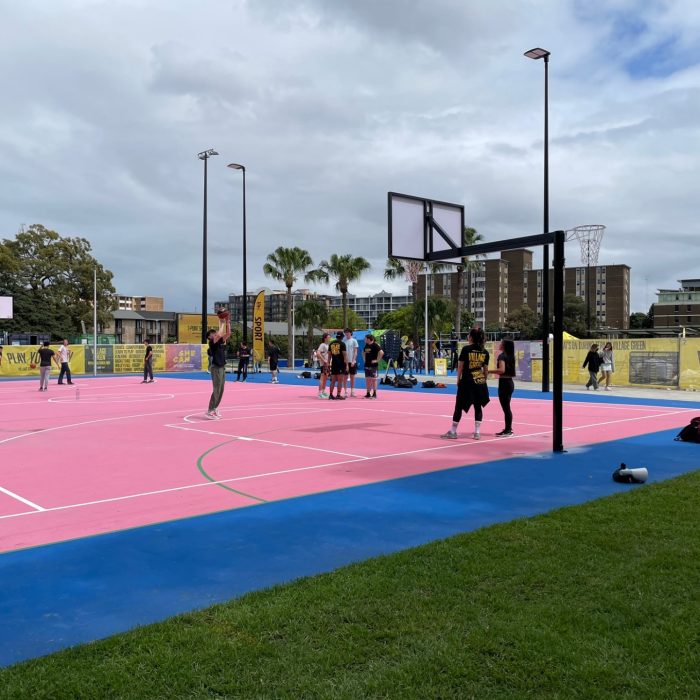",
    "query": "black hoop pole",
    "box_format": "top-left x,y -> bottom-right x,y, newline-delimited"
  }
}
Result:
553,229 -> 565,452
